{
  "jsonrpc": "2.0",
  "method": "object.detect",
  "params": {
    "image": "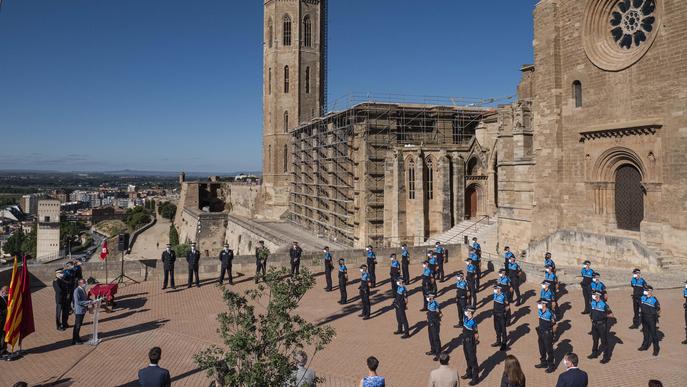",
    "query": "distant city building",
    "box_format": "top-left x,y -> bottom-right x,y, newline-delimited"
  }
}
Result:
37,199 -> 60,262
0,205 -> 25,223
20,194 -> 39,215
